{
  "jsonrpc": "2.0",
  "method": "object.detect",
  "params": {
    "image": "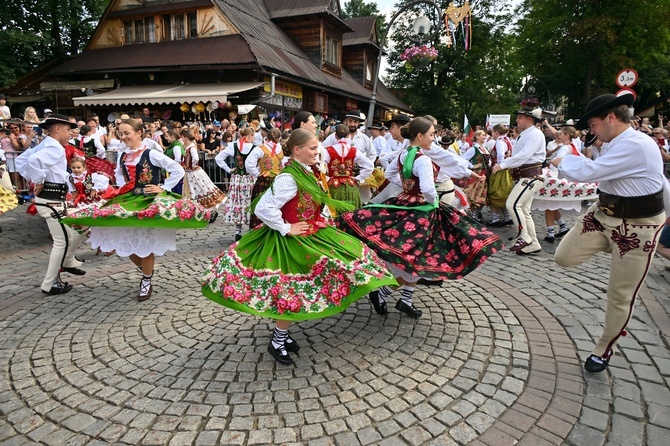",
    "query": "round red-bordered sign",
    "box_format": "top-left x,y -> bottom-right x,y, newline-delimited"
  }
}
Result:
615,87 -> 636,101
615,69 -> 638,88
